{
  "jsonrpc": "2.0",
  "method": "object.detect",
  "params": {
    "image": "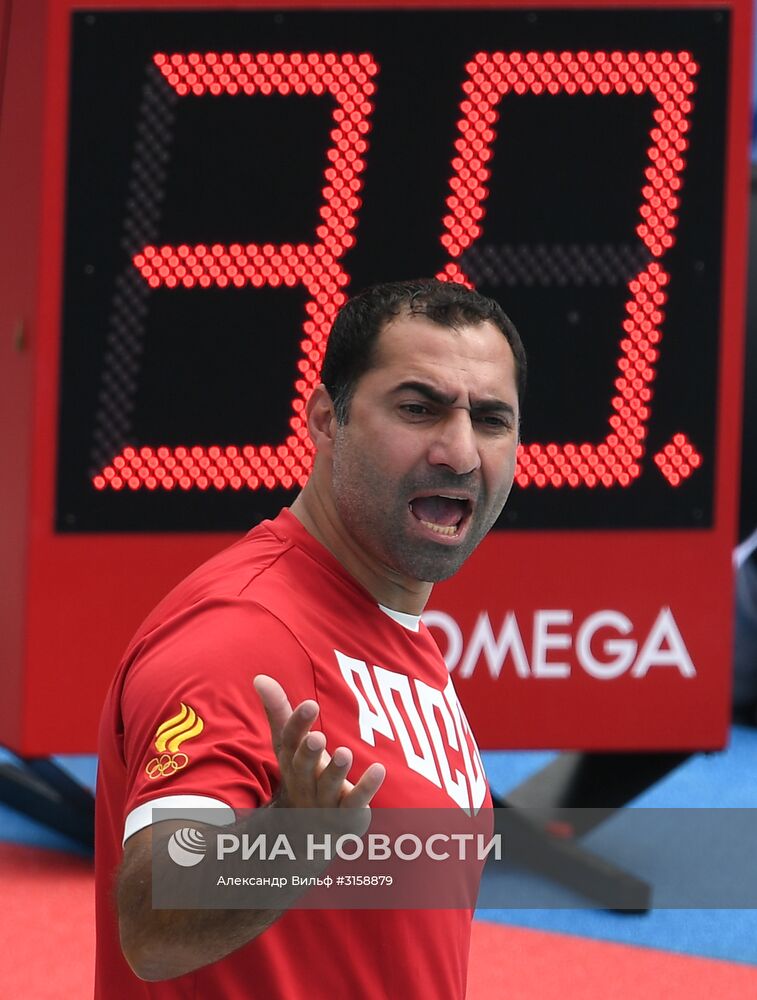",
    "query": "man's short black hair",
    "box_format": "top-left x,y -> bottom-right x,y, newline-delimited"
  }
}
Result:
320,278 -> 526,424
